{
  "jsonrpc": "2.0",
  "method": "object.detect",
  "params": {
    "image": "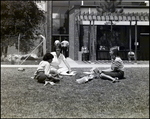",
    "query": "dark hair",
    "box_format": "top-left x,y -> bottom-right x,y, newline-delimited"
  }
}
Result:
43,53 -> 54,61
54,44 -> 62,51
55,43 -> 61,48
110,46 -> 119,56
